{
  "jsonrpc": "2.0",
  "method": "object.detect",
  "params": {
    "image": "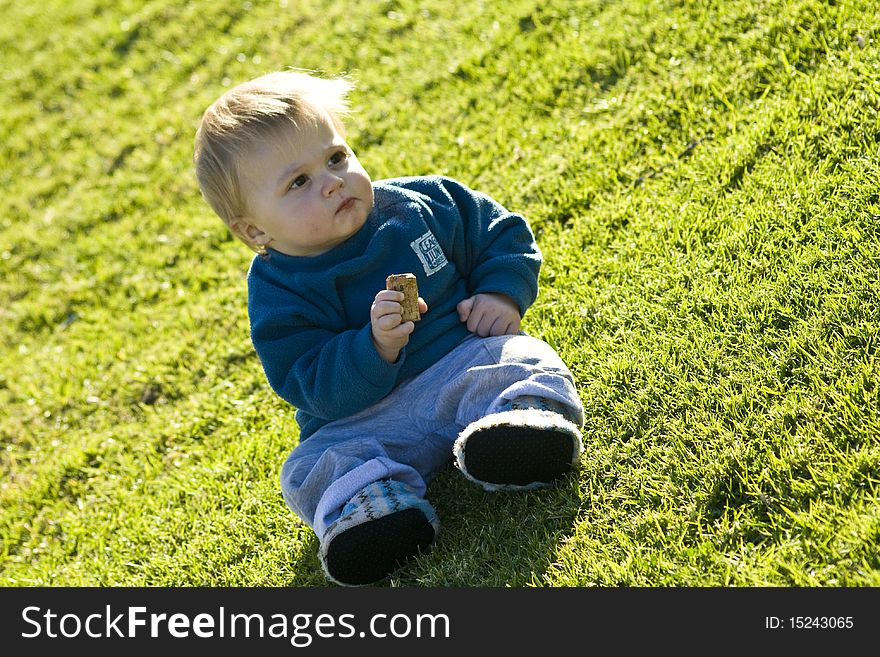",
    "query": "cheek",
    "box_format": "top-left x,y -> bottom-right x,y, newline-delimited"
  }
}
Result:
300,207 -> 326,232
356,172 -> 374,200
